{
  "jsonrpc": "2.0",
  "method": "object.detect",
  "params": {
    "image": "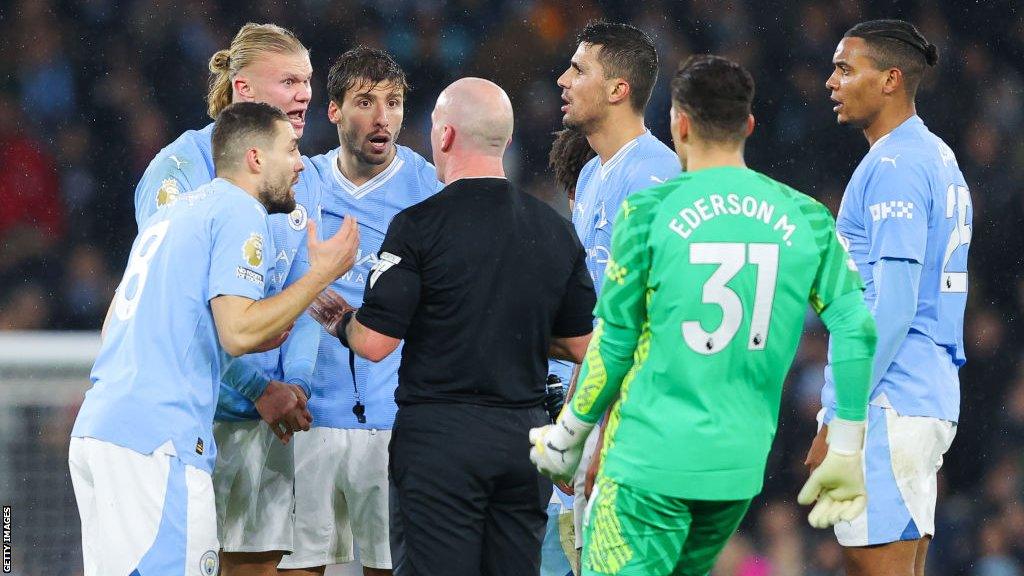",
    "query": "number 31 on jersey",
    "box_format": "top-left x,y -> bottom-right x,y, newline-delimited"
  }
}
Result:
682,242 -> 779,355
